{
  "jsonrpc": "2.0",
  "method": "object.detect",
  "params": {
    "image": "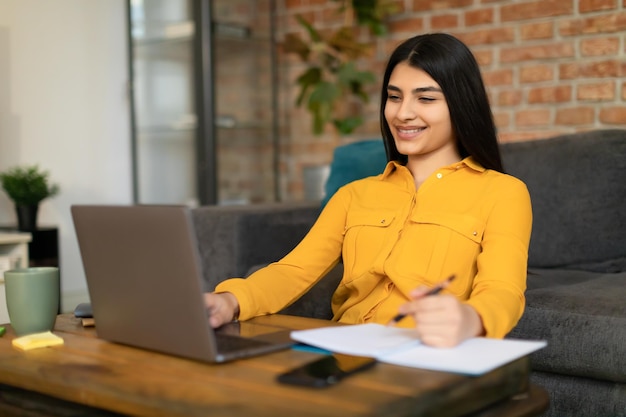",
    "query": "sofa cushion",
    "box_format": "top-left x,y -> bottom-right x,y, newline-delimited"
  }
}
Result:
500,129 -> 626,271
192,203 -> 321,291
508,268 -> 626,383
530,371 -> 626,417
321,139 -> 387,208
